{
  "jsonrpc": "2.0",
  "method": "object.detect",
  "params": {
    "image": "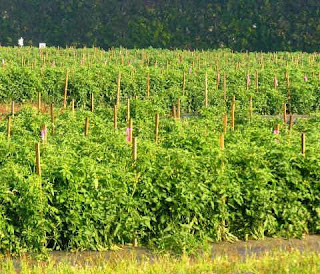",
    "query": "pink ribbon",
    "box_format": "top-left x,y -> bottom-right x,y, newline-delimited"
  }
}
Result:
126,128 -> 132,142
41,129 -> 47,140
